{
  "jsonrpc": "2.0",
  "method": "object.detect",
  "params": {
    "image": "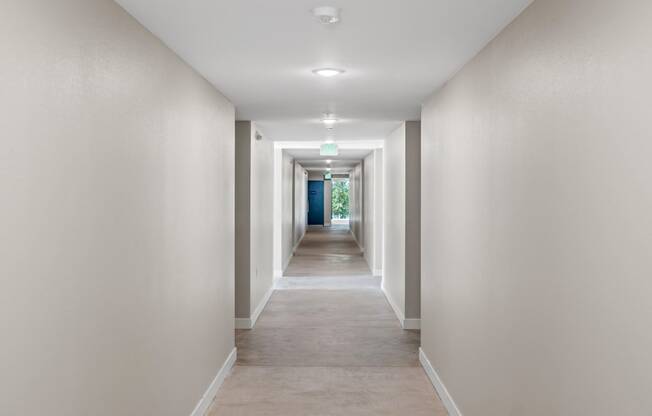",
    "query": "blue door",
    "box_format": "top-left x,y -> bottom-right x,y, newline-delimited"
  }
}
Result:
307,181 -> 324,225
